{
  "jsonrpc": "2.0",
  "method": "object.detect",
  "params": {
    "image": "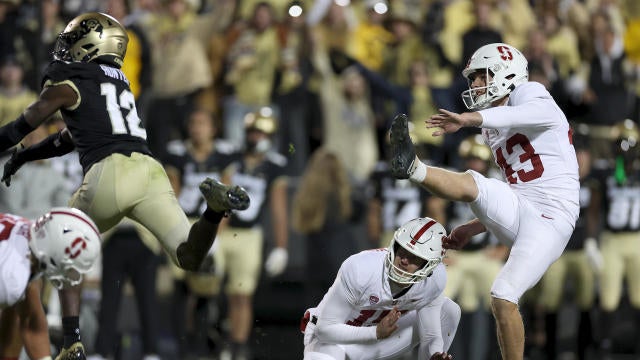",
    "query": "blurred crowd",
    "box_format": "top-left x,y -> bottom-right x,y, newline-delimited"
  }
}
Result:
0,0 -> 639,359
